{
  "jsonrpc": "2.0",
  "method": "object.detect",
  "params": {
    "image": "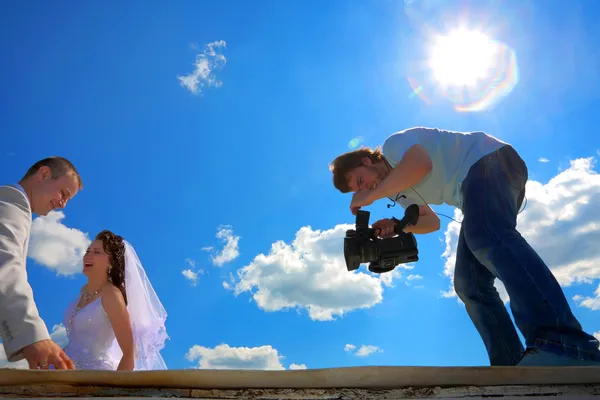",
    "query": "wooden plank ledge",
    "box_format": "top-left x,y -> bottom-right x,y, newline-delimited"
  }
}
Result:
0,366 -> 599,390
1,383 -> 600,399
